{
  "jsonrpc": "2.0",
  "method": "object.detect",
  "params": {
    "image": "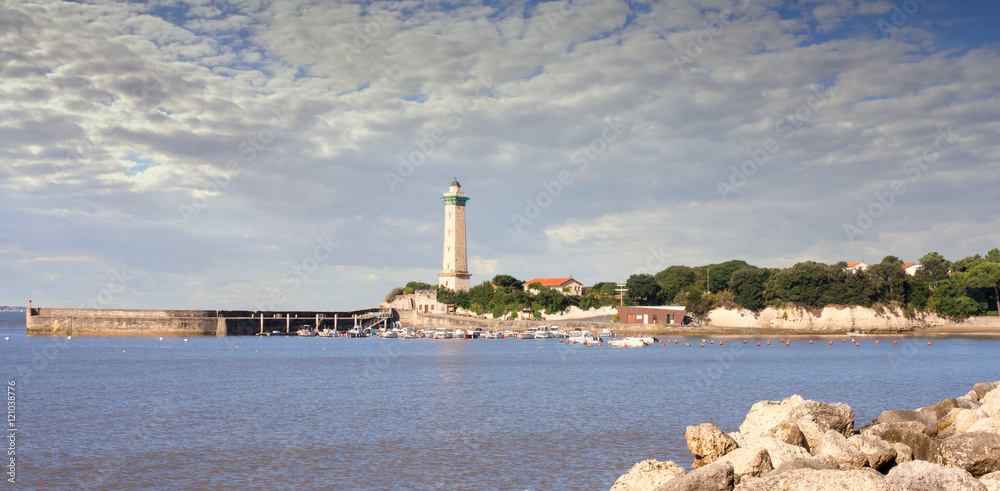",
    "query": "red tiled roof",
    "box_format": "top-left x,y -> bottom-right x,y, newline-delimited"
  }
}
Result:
903,263 -> 916,268
523,277 -> 577,286
846,262 -> 864,267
